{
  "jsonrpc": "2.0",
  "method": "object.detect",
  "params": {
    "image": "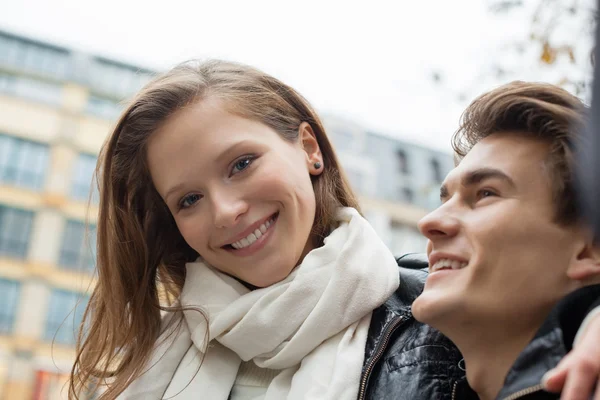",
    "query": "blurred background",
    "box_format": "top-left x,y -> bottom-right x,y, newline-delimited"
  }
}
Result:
0,0 -> 596,398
